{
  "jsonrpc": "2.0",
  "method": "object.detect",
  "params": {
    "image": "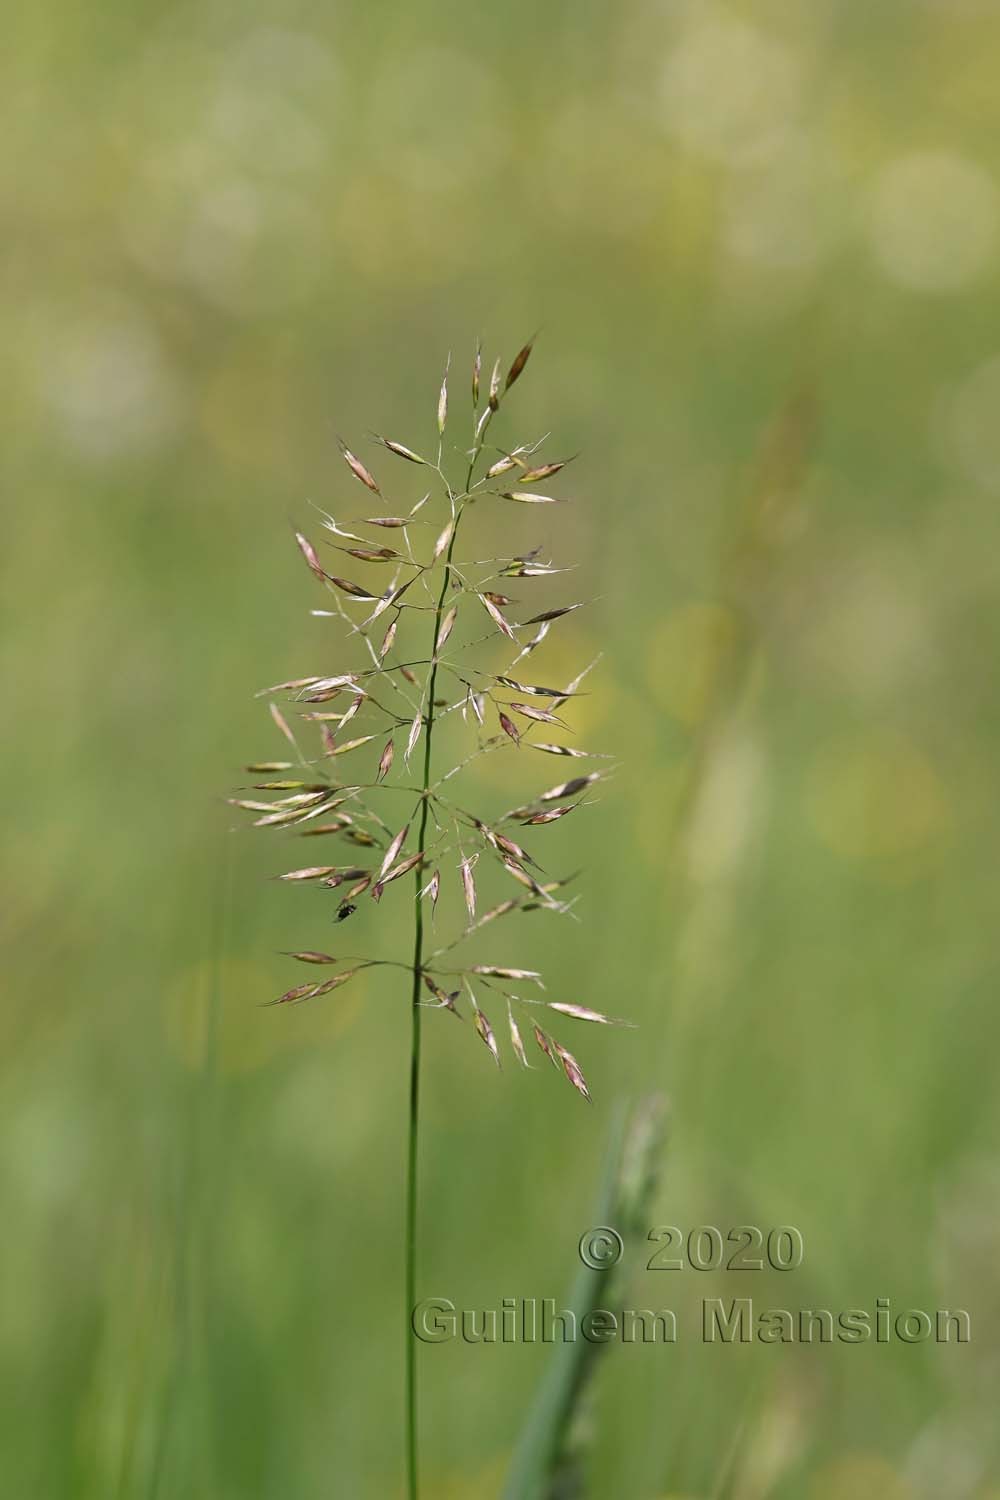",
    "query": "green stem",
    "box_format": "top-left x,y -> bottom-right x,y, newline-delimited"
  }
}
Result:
404,466 -> 473,1500
405,933 -> 422,1500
